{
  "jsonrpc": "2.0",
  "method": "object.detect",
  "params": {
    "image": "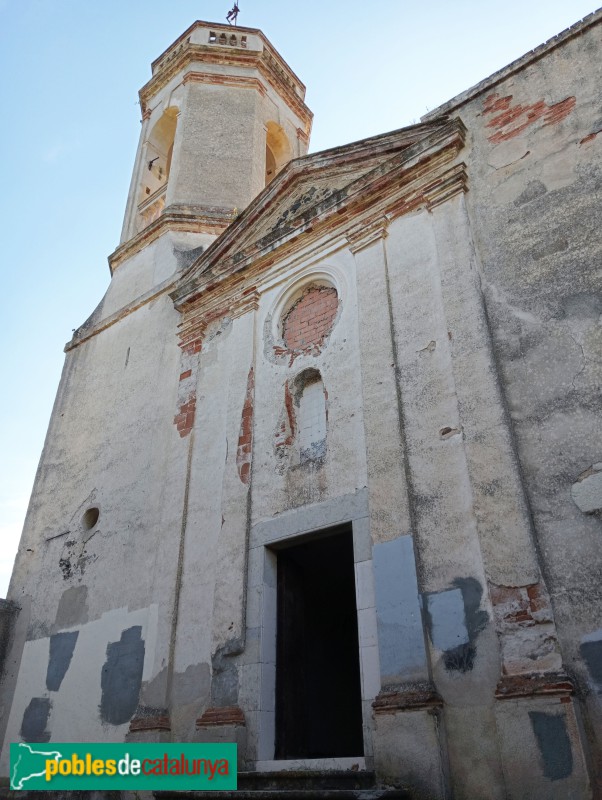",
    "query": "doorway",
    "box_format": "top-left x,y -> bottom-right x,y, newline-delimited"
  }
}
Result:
274,526 -> 364,759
